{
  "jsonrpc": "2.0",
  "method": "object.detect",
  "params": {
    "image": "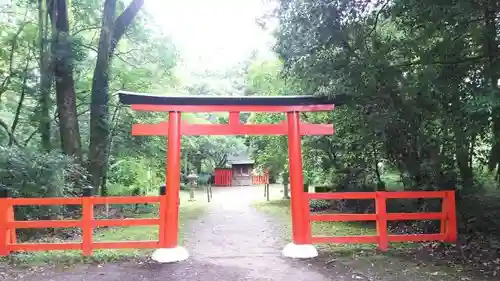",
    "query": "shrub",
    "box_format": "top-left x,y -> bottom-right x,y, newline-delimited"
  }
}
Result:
309,199 -> 330,211
0,146 -> 86,229
107,157 -> 162,196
